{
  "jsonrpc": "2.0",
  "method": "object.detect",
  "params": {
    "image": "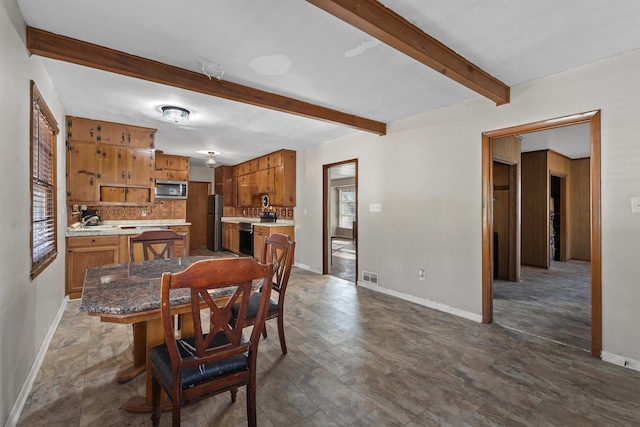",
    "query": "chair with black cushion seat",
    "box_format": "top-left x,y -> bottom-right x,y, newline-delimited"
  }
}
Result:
231,233 -> 295,354
129,229 -> 186,262
150,257 -> 273,427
